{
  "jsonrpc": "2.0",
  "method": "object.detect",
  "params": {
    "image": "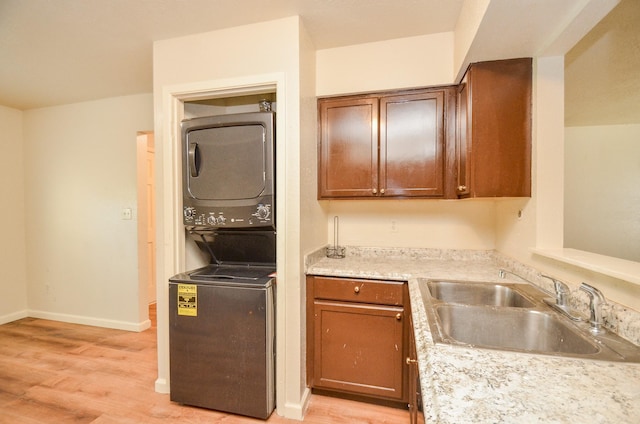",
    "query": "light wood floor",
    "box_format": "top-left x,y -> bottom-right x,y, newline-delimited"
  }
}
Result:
0,305 -> 408,423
